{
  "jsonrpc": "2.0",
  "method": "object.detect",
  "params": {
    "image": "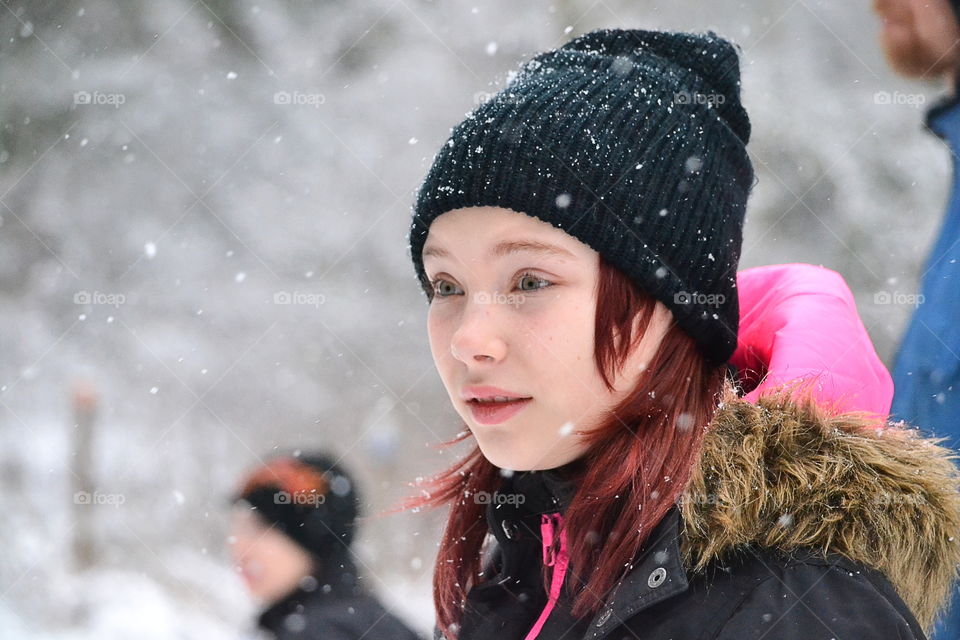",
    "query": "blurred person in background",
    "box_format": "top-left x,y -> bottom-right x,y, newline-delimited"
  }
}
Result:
873,1 -> 960,637
229,452 -> 422,640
